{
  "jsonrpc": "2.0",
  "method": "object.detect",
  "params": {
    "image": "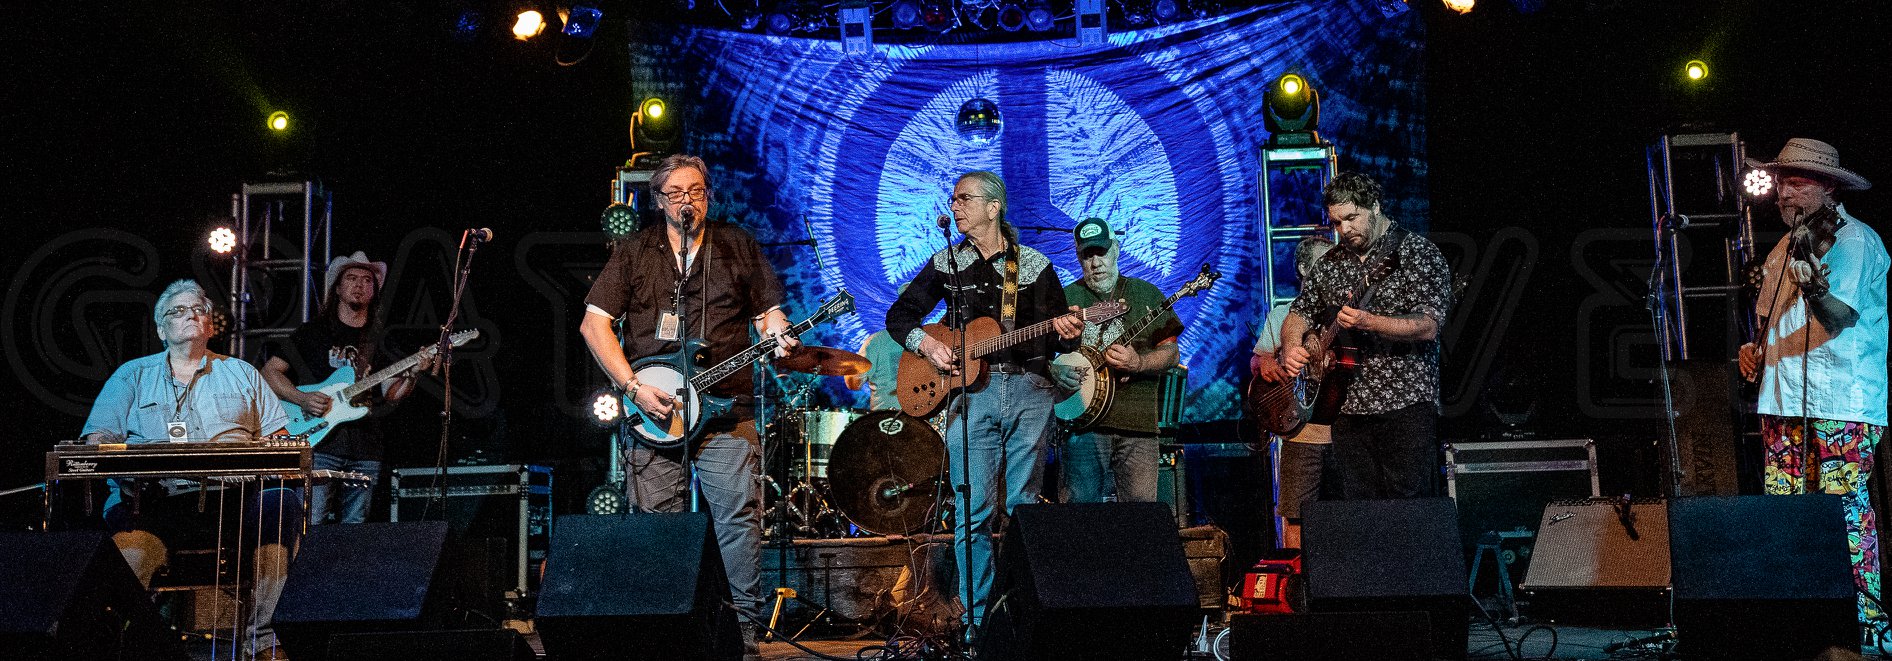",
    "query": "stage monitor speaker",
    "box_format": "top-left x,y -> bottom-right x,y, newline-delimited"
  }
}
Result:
0,530 -> 186,661
1669,495 -> 1858,660
1303,498 -> 1470,661
326,628 -> 533,661
534,513 -> 741,661
976,502 -> 1199,661
1227,611 -> 1432,661
273,521 -> 453,661
1518,498 -> 1671,627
